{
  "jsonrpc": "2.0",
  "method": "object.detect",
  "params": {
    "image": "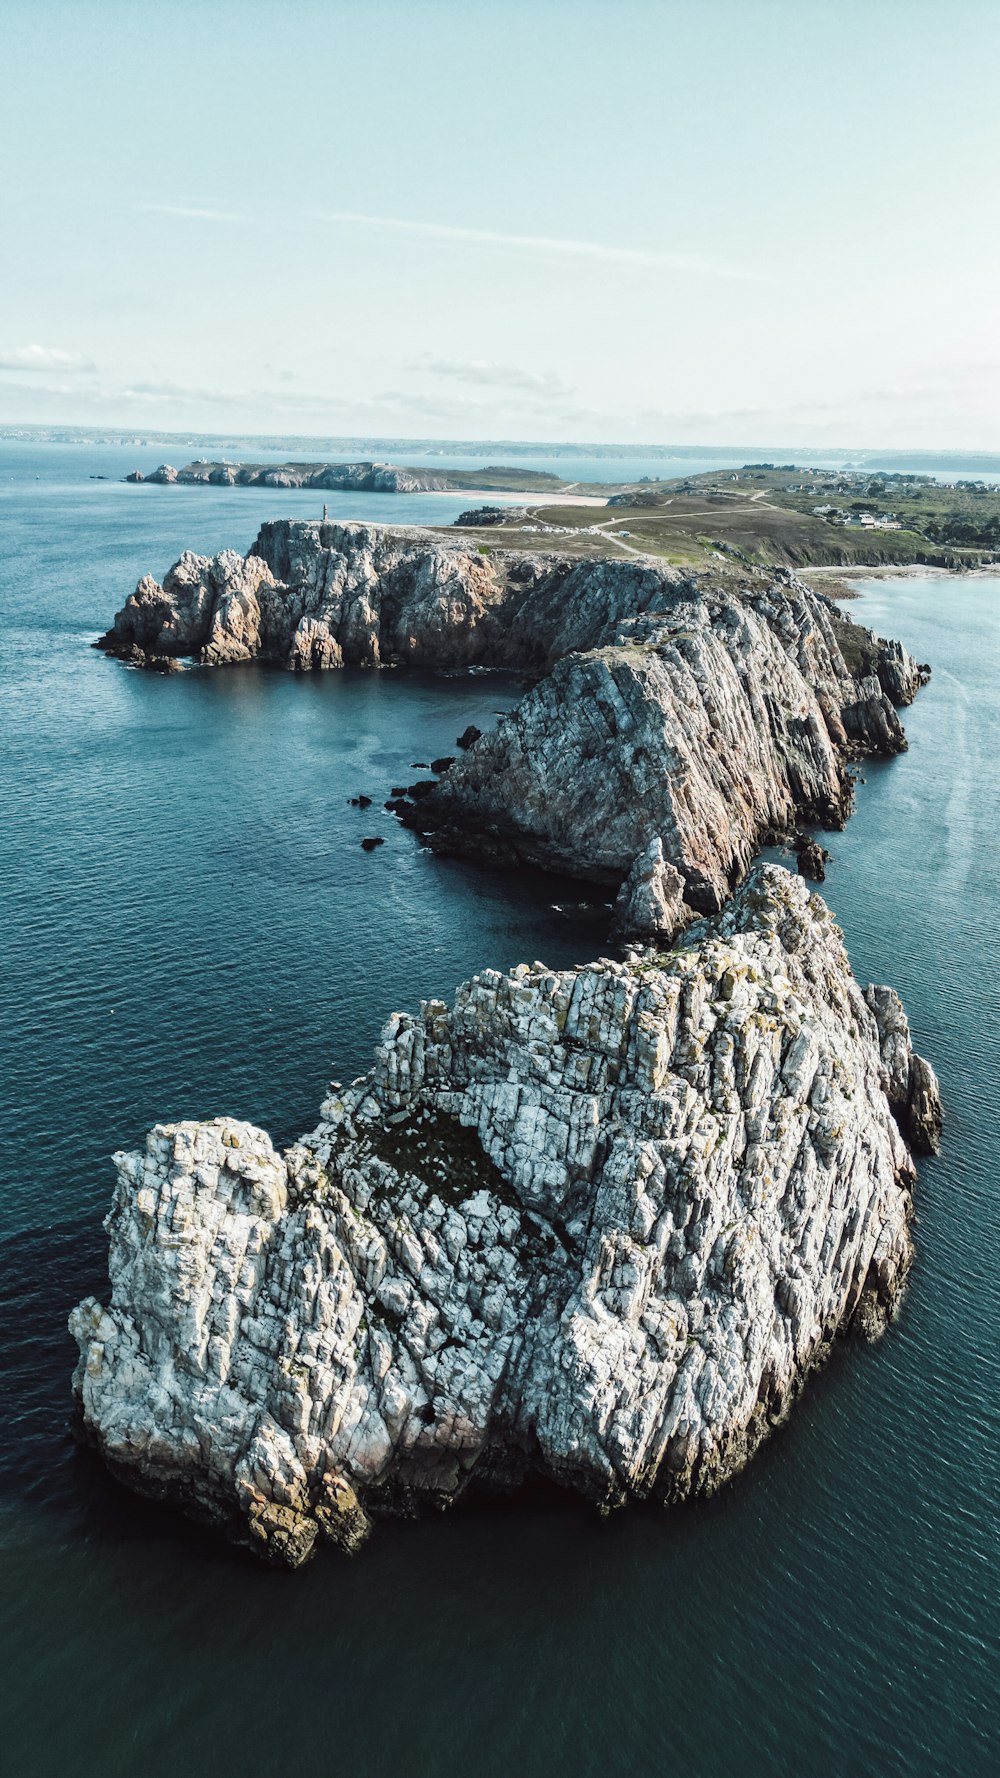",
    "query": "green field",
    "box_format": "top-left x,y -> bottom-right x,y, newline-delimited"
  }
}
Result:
444,463 -> 1000,572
